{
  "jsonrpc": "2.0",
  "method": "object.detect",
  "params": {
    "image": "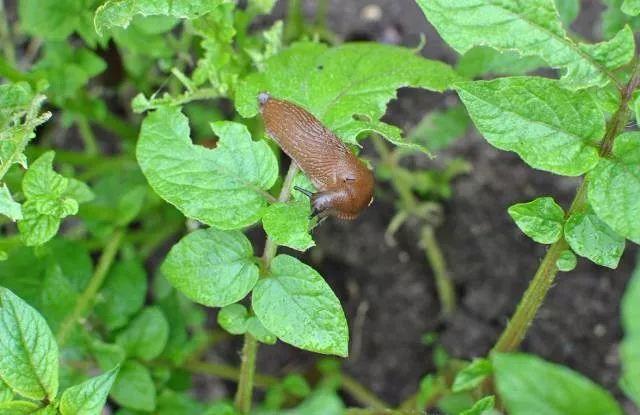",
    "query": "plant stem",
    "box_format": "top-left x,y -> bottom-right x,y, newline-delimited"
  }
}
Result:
0,1 -> 15,65
183,360 -> 278,388
234,162 -> 299,414
76,117 -> 99,156
342,374 -> 389,410
56,229 -> 124,346
421,227 -> 456,316
492,61 -> 640,354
